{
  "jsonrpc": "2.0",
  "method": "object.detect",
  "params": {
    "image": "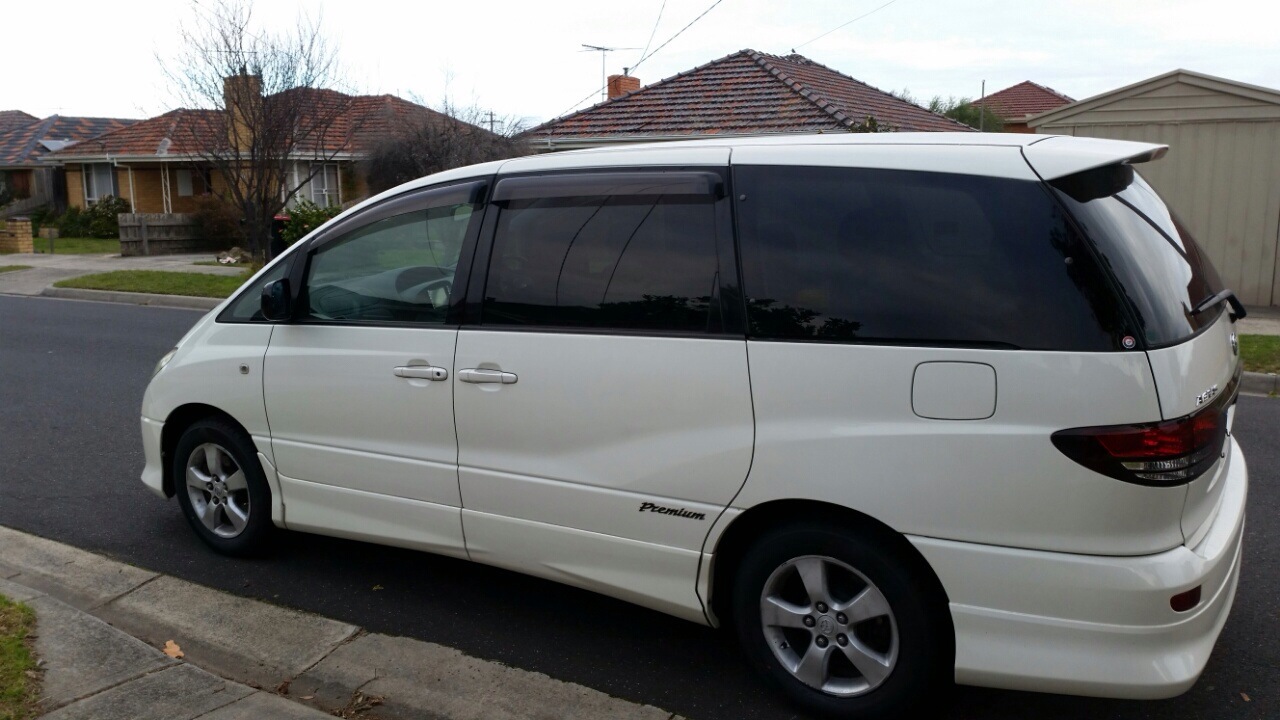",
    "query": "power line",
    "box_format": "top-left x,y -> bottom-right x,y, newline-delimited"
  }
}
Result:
548,0 -> 728,123
636,0 -> 668,68
794,0 -> 901,51
632,0 -> 726,74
